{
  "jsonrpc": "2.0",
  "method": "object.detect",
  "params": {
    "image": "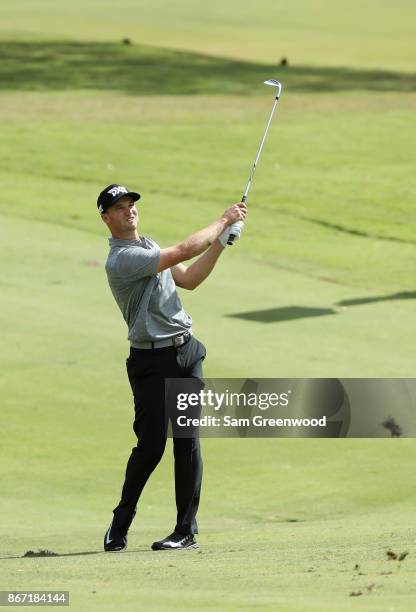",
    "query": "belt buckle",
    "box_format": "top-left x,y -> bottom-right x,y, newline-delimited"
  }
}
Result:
173,334 -> 184,348
173,332 -> 190,348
